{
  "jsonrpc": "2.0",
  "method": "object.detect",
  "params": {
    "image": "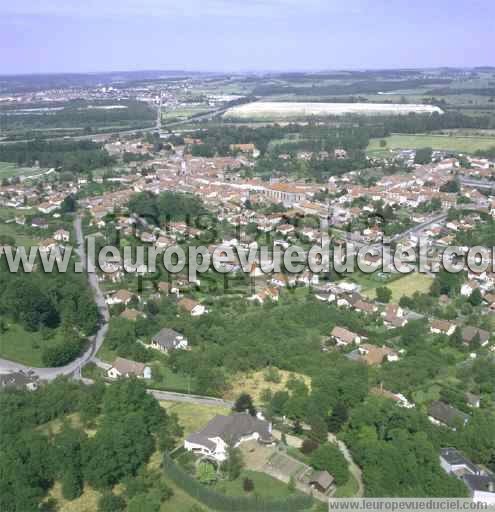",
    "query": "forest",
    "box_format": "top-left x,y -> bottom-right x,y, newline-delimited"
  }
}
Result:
0,378 -> 181,512
0,258 -> 99,366
0,139 -> 113,173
